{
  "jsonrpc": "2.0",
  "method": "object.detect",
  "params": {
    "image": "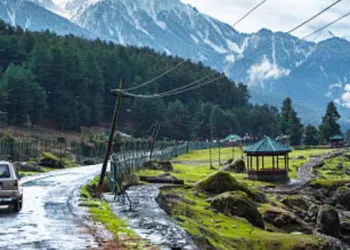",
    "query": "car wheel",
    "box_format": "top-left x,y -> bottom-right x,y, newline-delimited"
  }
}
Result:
14,196 -> 23,213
